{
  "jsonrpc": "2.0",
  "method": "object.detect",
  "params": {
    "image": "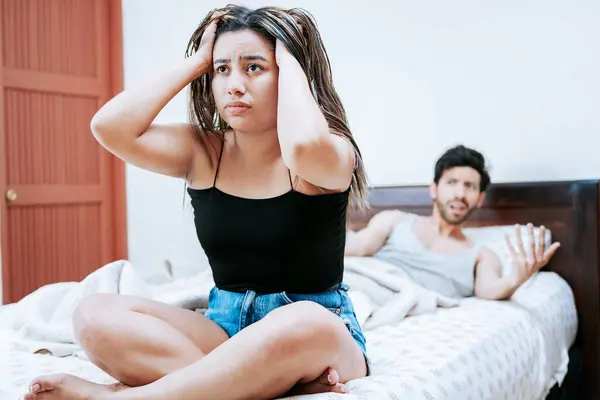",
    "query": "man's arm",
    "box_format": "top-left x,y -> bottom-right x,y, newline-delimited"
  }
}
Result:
345,210 -> 404,256
474,247 -> 521,300
474,223 -> 561,300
